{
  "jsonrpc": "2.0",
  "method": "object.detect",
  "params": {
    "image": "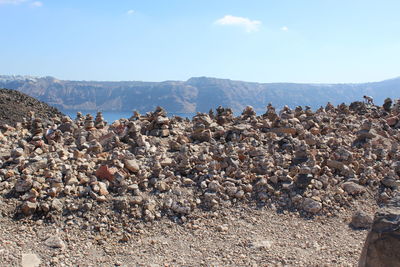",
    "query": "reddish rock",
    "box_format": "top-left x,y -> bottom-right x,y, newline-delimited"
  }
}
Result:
21,201 -> 37,216
386,116 -> 398,126
5,170 -> 14,179
98,132 -> 116,146
73,150 -> 84,159
95,165 -> 118,182
271,127 -> 297,135
30,140 -> 44,147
